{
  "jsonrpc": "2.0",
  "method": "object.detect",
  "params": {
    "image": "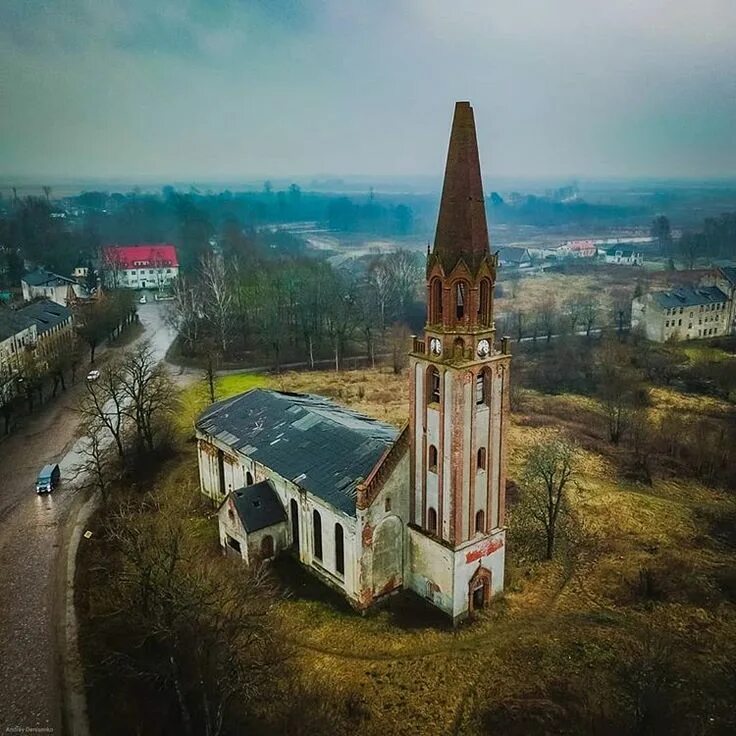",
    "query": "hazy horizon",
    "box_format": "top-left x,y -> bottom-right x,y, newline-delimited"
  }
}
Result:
2,1 -> 735,181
